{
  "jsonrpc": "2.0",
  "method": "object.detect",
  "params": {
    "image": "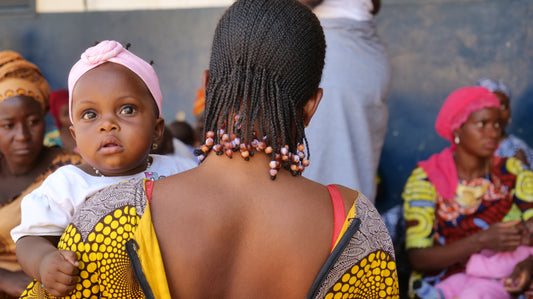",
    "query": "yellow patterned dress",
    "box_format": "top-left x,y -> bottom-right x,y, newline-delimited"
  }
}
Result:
20,179 -> 399,299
